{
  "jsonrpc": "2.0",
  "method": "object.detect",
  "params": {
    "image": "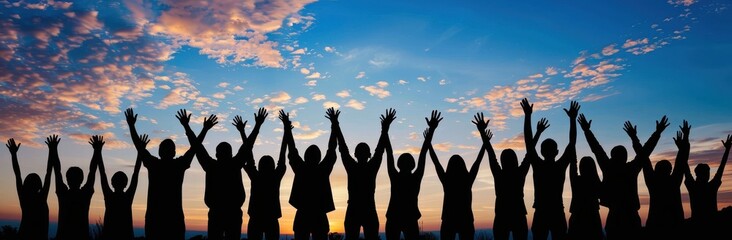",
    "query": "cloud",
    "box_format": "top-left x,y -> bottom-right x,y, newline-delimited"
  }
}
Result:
545,67 -> 558,76
417,76 -> 428,82
270,91 -> 292,103
323,101 -> 340,109
312,93 -> 326,101
305,80 -> 318,86
217,82 -> 229,88
668,0 -> 697,6
355,71 -> 366,79
293,129 -> 327,140
345,99 -> 365,110
300,68 -> 311,75
493,133 -> 526,150
439,79 -> 447,85
324,46 -> 336,53
336,90 -> 351,98
394,146 -> 421,155
293,97 -> 309,105
622,38 -> 649,49
291,48 -> 306,55
433,142 -> 452,152
602,44 -> 619,56
361,81 -> 391,99
147,0 -> 317,68
306,72 -> 321,79
398,79 -> 408,85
